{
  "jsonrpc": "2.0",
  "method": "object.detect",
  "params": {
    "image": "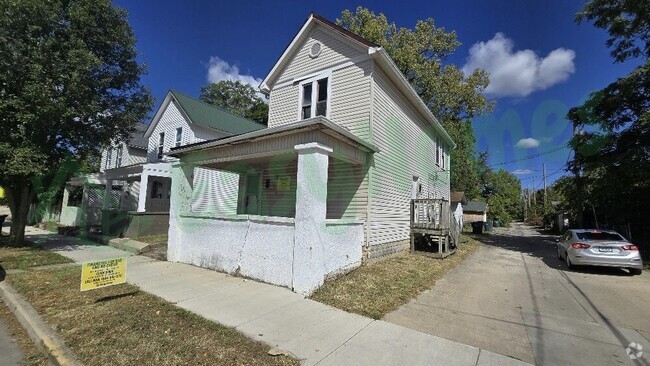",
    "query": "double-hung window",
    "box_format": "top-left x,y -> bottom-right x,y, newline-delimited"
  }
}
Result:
175,127 -> 182,147
106,148 -> 112,169
435,137 -> 441,167
115,145 -> 123,168
299,76 -> 329,120
157,132 -> 165,159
